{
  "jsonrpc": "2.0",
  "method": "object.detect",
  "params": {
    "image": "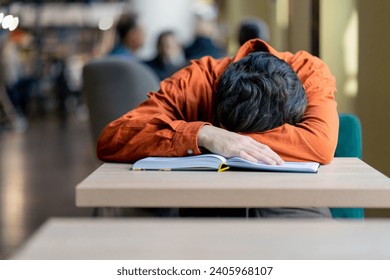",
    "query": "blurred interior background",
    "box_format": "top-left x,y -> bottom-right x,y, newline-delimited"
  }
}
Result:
1,0 -> 390,259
